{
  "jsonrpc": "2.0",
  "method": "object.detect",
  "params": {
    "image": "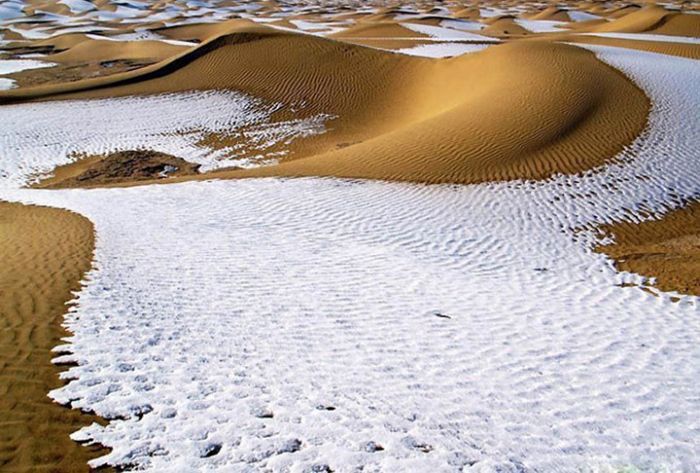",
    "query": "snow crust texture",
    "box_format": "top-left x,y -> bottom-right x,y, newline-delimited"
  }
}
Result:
0,90 -> 332,188
0,47 -> 698,472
